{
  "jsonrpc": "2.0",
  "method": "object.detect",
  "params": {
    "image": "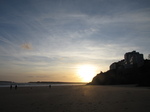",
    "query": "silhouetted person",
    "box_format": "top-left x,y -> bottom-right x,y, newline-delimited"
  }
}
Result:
49,85 -> 51,88
15,85 -> 17,90
10,85 -> 12,90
